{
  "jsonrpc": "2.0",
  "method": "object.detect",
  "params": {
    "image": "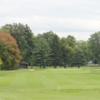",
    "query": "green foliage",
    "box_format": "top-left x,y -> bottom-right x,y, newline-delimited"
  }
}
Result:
1,23 -> 34,62
0,58 -> 3,66
42,31 -> 55,66
88,31 -> 100,63
76,40 -> 89,61
34,36 -> 52,68
66,35 -> 76,48
65,45 -> 75,65
0,28 -> 10,34
60,37 -> 75,67
42,31 -> 55,46
72,49 -> 87,68
51,34 -> 62,67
